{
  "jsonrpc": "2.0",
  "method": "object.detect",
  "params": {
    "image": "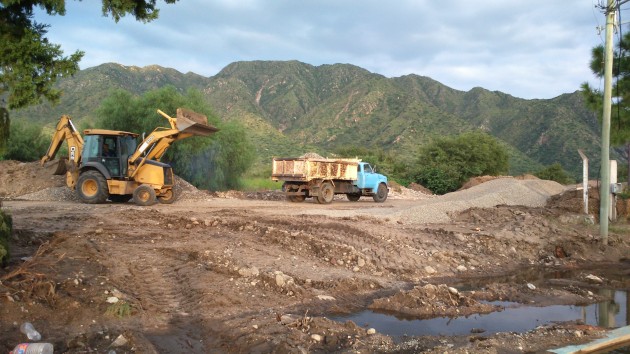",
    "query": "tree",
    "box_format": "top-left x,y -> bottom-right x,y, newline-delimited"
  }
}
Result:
535,163 -> 575,185
96,86 -> 256,190
411,131 -> 509,194
0,0 -> 178,152
582,25 -> 630,185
